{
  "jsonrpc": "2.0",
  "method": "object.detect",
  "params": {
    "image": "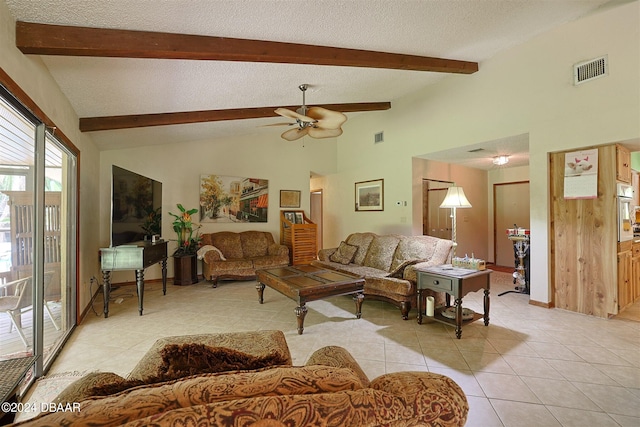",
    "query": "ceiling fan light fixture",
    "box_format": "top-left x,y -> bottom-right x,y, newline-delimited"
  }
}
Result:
493,155 -> 509,166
